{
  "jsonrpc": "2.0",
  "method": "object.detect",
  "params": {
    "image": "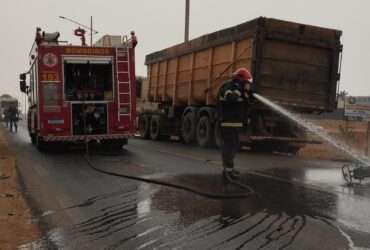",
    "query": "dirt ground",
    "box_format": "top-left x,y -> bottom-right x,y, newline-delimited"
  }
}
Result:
299,119 -> 370,161
0,127 -> 41,250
